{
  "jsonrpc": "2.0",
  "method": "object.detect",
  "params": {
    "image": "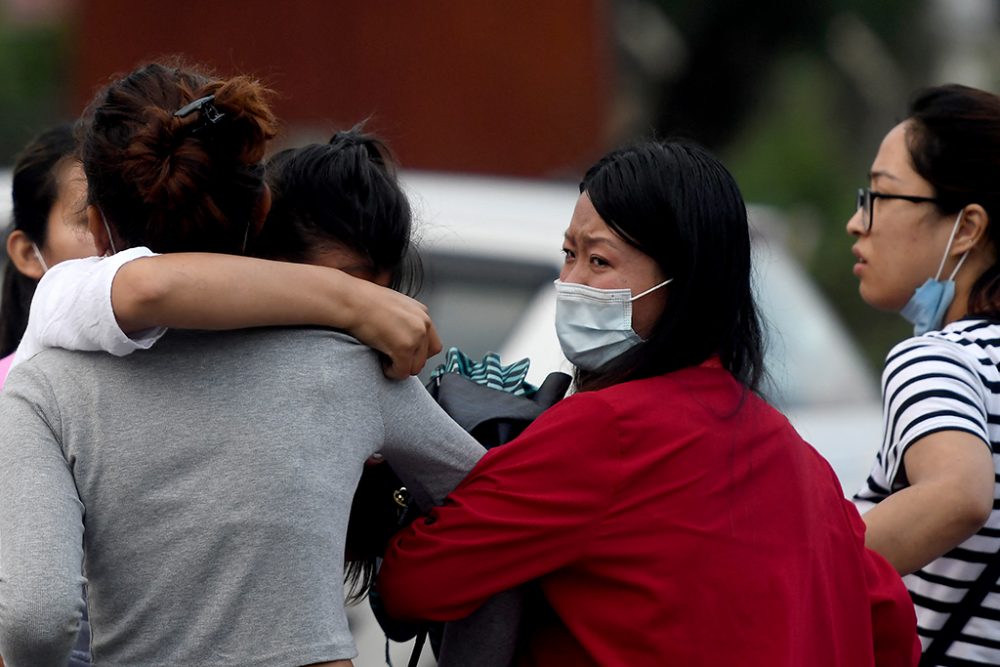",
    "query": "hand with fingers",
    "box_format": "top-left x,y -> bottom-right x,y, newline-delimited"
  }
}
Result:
347,280 -> 442,380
